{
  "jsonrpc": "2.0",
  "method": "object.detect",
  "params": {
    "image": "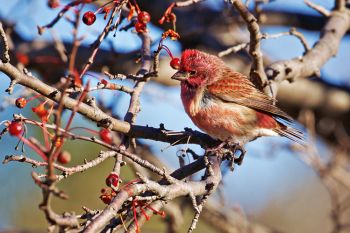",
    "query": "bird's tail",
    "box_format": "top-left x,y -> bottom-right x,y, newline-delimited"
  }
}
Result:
274,125 -> 305,146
